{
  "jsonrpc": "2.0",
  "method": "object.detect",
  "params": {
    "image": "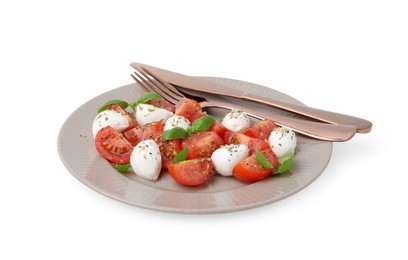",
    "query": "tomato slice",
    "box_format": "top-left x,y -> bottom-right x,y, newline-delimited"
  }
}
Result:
182,131 -> 223,159
224,132 -> 270,154
95,126 -> 133,164
208,120 -> 228,139
168,158 -> 213,186
108,104 -> 138,130
145,98 -> 176,113
123,120 -> 164,146
243,119 -> 276,140
232,148 -> 278,183
175,99 -> 206,123
158,139 -> 182,169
